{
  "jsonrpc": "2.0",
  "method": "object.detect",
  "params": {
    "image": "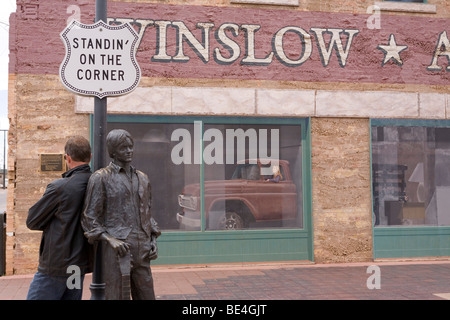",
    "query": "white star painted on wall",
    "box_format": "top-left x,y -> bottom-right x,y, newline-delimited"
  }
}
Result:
377,34 -> 408,66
